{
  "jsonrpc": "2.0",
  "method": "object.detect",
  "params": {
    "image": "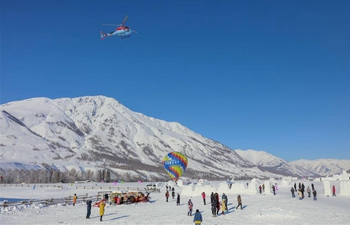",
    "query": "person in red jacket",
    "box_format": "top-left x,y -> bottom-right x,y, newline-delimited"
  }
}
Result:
332,185 -> 336,197
165,190 -> 169,202
201,192 -> 206,205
